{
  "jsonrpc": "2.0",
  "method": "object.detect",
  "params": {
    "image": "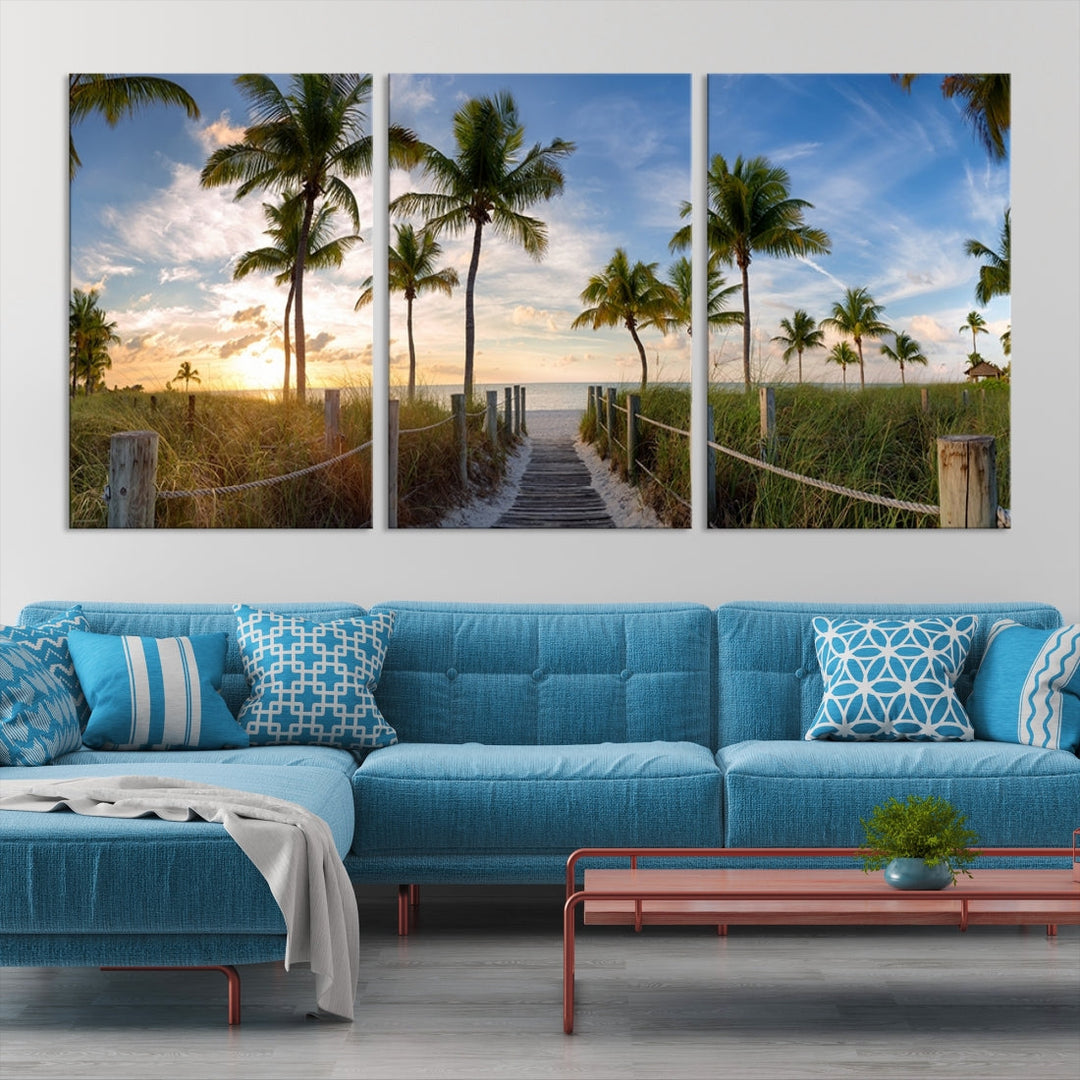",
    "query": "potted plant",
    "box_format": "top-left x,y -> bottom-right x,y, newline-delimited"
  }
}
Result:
858,794 -> 980,889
